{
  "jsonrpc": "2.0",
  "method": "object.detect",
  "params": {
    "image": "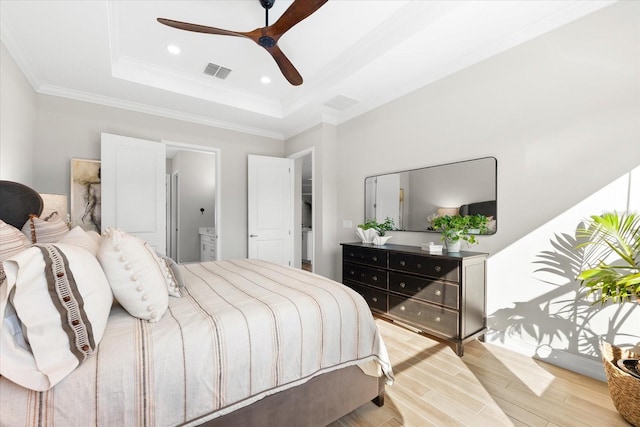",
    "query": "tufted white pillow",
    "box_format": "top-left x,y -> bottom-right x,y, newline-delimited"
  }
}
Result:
0,243 -> 112,391
21,212 -> 69,243
0,220 -> 32,283
97,228 -> 168,322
